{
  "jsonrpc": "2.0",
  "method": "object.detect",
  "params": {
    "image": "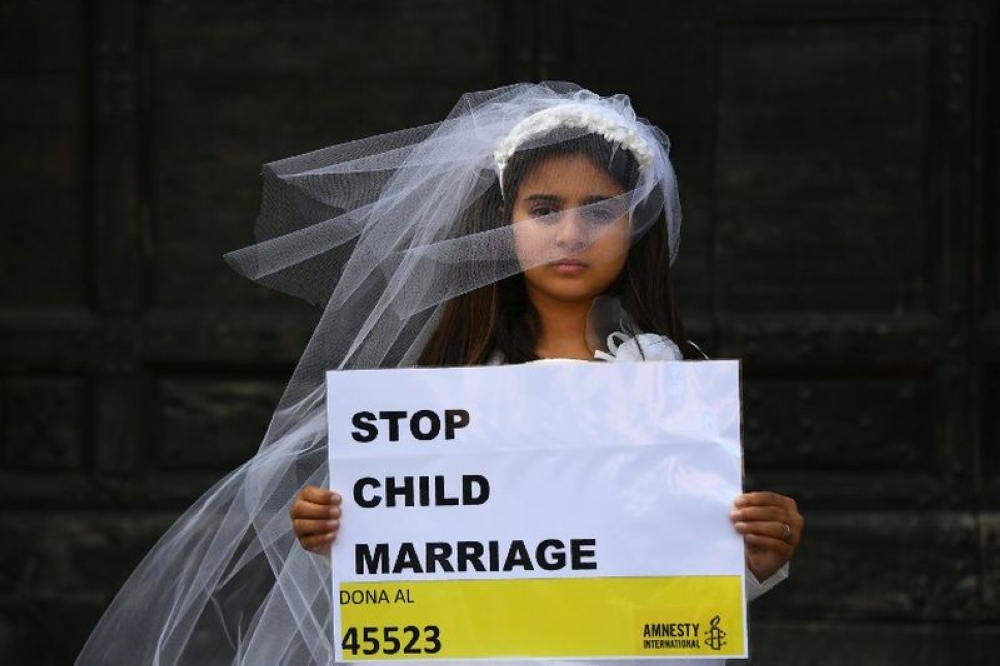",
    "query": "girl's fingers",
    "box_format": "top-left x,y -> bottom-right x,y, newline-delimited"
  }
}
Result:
734,517 -> 801,549
292,518 -> 339,537
729,505 -> 786,523
742,533 -> 793,554
733,519 -> 793,540
291,487 -> 344,554
300,532 -> 336,554
735,491 -> 797,511
291,501 -> 341,520
300,486 -> 342,505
